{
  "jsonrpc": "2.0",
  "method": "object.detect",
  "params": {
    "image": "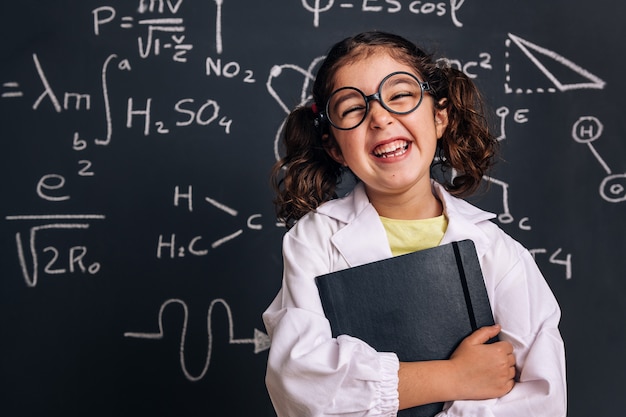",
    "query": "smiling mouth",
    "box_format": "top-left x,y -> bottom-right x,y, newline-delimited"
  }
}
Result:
373,140 -> 410,158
